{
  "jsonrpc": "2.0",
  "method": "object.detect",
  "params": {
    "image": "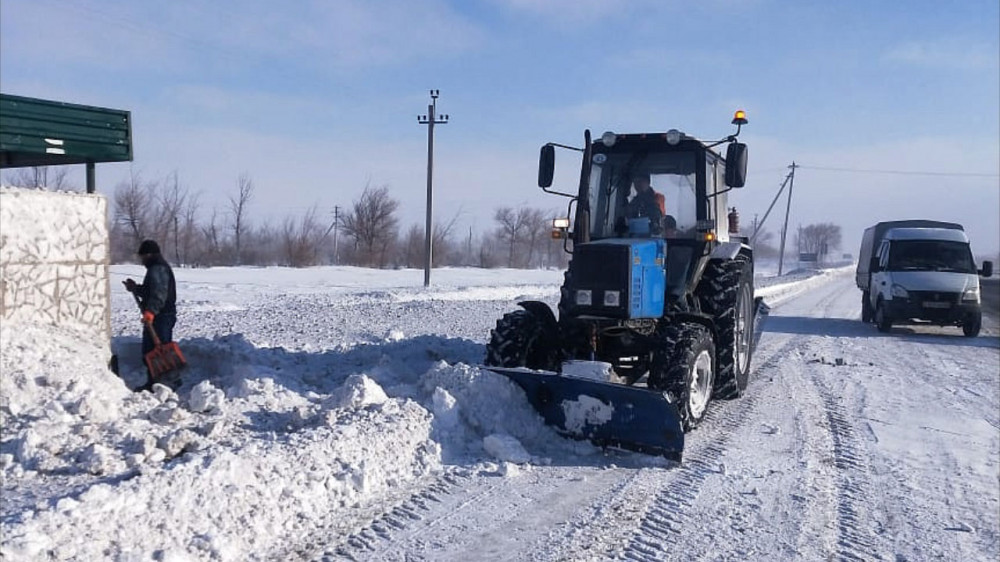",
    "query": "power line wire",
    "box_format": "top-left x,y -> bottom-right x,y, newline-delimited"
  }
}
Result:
797,164 -> 999,178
